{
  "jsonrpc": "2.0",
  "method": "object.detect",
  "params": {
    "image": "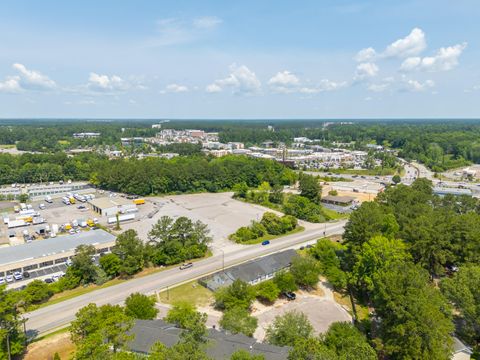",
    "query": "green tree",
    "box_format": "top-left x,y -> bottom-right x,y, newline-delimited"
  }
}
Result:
392,174 -> 401,184
373,262 -> 454,360
165,301 -> 199,329
232,182 -> 249,199
441,265 -> 480,345
288,337 -> 337,360
113,229 -> 145,276
323,322 -> 376,360
310,239 -> 347,290
220,307 -> 258,337
299,173 -> 322,203
0,285 -> 26,358
125,292 -> 159,320
351,235 -> 410,294
290,255 -> 321,288
283,195 -> 326,223
254,280 -> 280,303
70,303 -> 134,355
214,280 -> 256,310
273,270 -> 298,293
148,216 -> 211,266
265,310 -> 314,346
23,279 -> 53,305
99,253 -> 121,277
68,244 -> 97,284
